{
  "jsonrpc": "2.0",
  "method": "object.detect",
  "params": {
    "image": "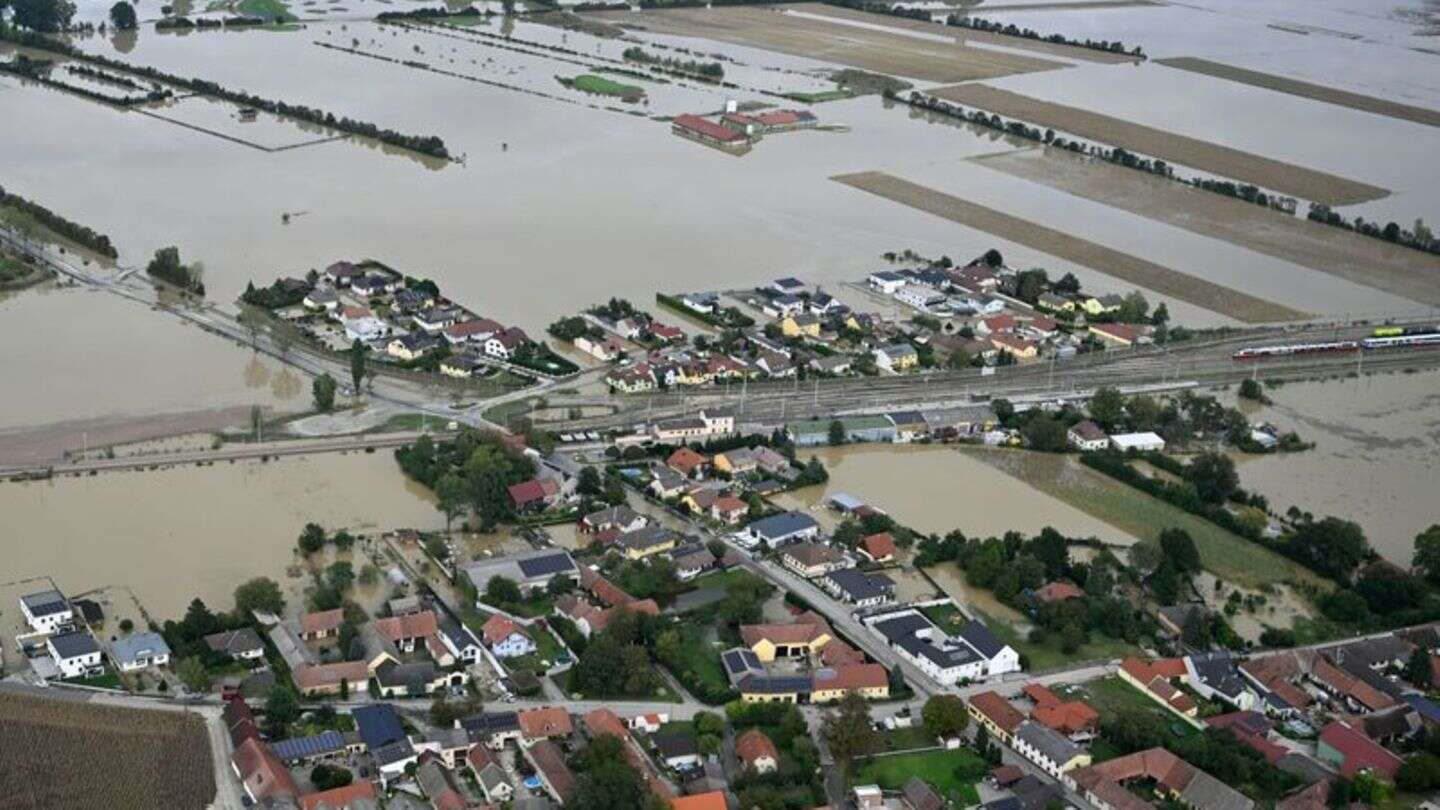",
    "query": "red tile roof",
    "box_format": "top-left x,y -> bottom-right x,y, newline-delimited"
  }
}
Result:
671,792 -> 728,810
673,114 -> 746,143
301,608 -> 344,635
1035,581 -> 1084,603
812,663 -> 888,693
300,780 -> 378,810
507,479 -> 553,508
667,447 -> 709,475
969,691 -> 1025,734
860,532 -> 896,560
519,707 -> 573,739
375,610 -> 438,642
1320,721 -> 1403,778
233,738 -> 299,802
1034,700 -> 1099,735
480,614 -> 529,646
736,728 -> 779,767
